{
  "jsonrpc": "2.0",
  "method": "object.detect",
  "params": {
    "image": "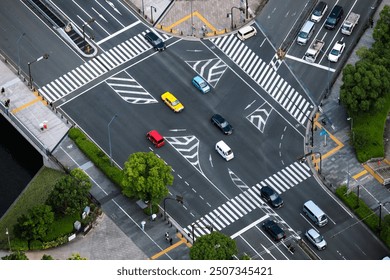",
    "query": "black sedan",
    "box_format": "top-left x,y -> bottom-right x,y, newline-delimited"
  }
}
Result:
144,32 -> 166,51
262,219 -> 286,241
211,114 -> 233,135
260,186 -> 284,208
